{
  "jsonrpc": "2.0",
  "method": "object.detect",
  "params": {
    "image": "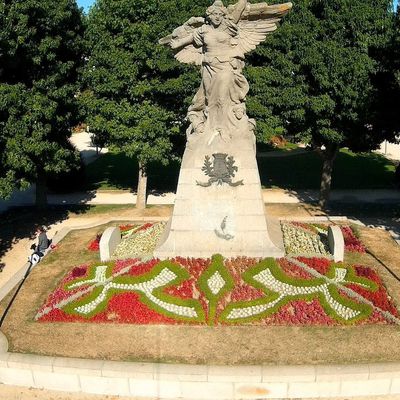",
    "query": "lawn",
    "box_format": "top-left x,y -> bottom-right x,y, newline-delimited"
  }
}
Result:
84,149 -> 397,192
258,148 -> 397,189
85,152 -> 180,192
